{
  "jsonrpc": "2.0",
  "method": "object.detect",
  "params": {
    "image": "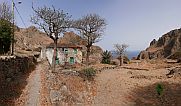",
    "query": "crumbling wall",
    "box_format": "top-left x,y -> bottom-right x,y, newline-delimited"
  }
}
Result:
0,56 -> 36,83
0,55 -> 37,105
